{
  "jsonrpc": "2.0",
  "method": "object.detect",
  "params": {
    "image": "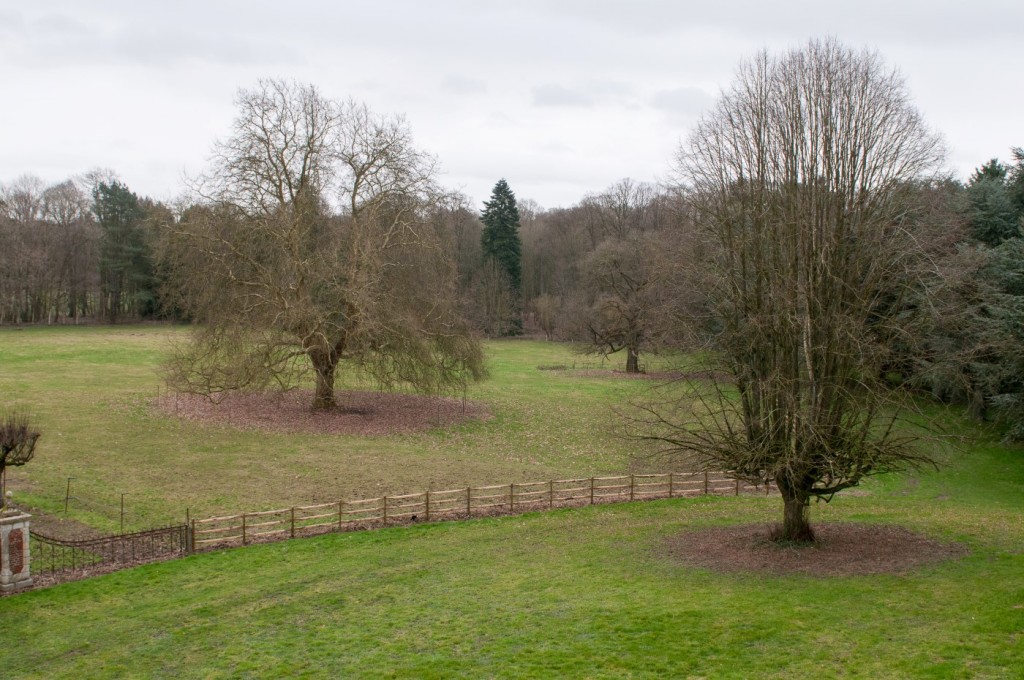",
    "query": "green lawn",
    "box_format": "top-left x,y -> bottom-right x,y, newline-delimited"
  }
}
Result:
1,443 -> 1021,678
0,326 -> 671,531
1,325 -> 1022,677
